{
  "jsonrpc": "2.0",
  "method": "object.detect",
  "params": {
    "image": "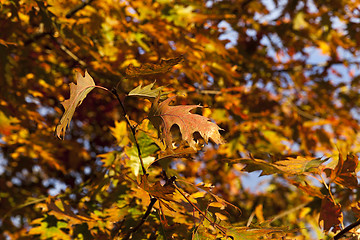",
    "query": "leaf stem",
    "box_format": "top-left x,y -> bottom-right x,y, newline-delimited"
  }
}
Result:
111,88 -> 147,175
